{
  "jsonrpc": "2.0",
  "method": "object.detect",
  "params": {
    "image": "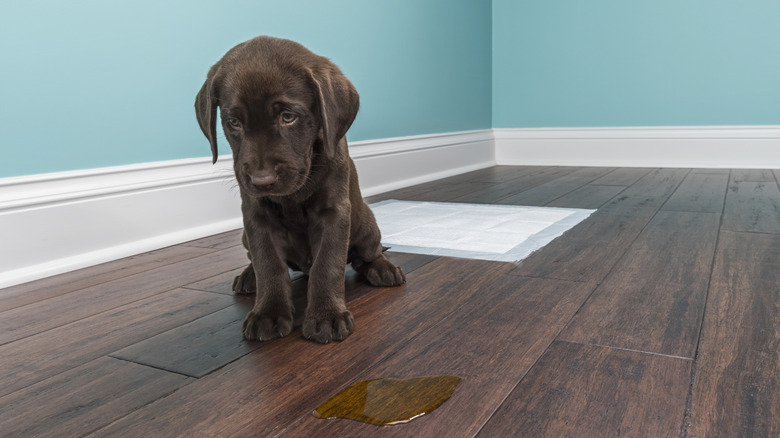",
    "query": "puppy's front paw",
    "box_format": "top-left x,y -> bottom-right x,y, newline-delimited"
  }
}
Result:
302,310 -> 354,344
242,310 -> 293,341
232,264 -> 257,295
362,256 -> 406,287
